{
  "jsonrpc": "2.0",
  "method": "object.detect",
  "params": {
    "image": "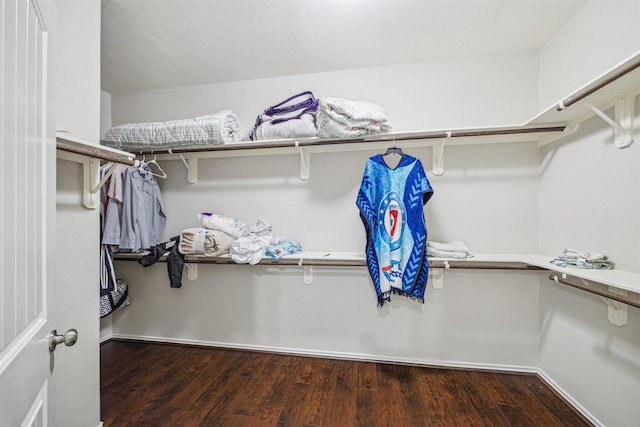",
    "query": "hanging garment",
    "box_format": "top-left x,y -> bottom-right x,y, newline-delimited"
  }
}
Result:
356,154 -> 433,306
101,163 -> 129,247
119,165 -> 167,252
139,236 -> 185,288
